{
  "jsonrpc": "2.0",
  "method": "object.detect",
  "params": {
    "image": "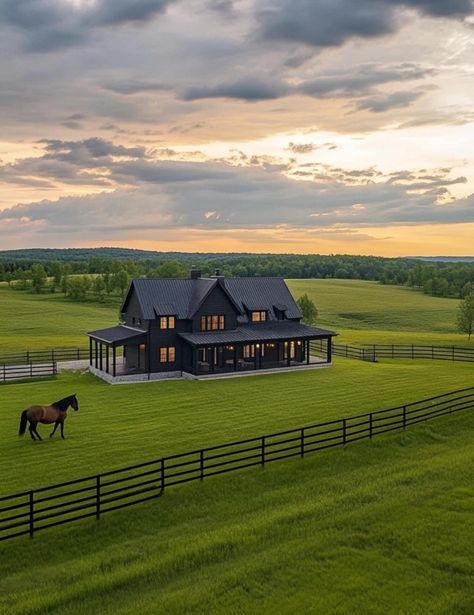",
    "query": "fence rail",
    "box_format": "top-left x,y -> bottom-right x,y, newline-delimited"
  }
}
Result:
311,341 -> 474,363
1,385 -> 473,543
0,362 -> 57,383
0,347 -> 88,366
